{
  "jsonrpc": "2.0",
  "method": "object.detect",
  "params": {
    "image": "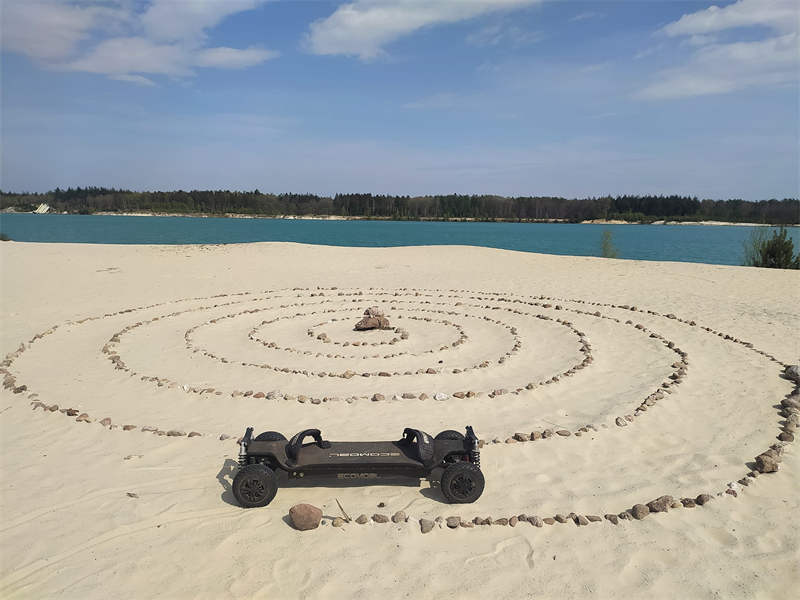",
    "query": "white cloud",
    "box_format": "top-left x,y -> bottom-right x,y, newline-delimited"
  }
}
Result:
306,0 -> 543,59
637,0 -> 799,99
570,11 -> 602,23
1,0 -> 277,83
466,23 -> 544,47
662,0 -> 798,37
638,33 -> 798,99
